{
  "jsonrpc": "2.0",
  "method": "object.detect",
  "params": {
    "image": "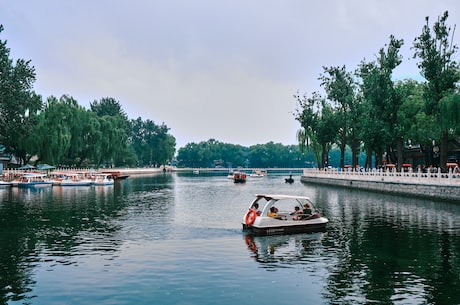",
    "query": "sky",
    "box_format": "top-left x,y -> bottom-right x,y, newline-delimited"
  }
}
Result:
1,1 -> 459,150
